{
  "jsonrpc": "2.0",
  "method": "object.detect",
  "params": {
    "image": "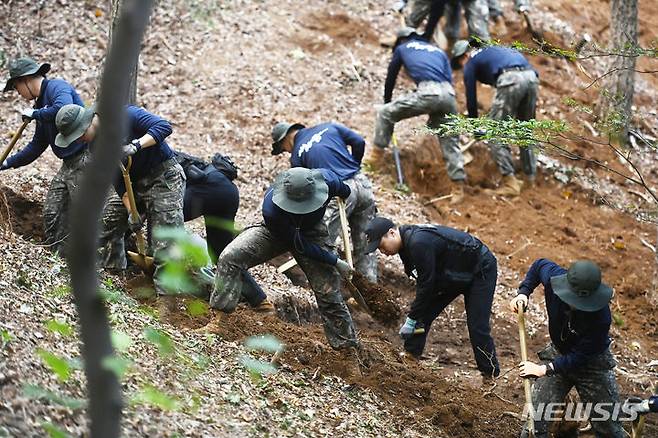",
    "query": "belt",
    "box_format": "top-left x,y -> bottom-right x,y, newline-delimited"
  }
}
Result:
500,66 -> 530,75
